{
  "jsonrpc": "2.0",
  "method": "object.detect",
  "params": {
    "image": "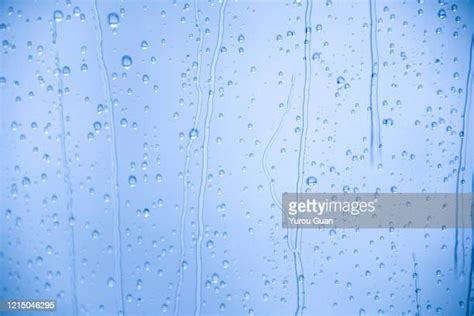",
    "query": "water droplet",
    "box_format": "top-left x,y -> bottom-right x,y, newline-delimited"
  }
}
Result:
306,176 -> 317,186
382,118 -> 394,127
438,9 -> 447,20
108,13 -> 119,28
93,121 -> 102,132
107,277 -> 115,288
336,76 -> 345,85
122,55 -> 133,69
128,175 -> 137,187
53,10 -> 63,22
189,128 -> 198,139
